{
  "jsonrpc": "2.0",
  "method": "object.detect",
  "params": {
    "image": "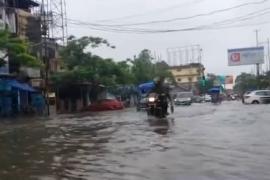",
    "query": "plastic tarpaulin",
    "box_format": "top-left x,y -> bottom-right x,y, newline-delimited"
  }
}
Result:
208,87 -> 221,94
138,82 -> 155,94
7,80 -> 37,92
